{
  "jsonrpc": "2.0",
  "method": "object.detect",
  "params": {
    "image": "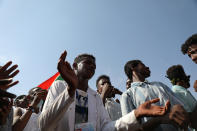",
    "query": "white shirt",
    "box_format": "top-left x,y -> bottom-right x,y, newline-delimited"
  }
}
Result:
39,80 -> 140,131
105,98 -> 122,121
